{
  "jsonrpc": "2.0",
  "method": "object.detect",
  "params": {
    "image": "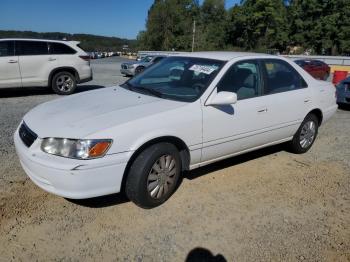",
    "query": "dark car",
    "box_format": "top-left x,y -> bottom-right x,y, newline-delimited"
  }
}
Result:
294,59 -> 330,80
336,76 -> 350,107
